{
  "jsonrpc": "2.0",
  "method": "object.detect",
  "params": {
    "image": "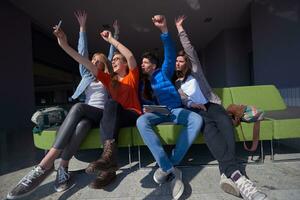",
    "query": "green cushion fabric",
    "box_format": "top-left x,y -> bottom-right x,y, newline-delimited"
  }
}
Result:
230,85 -> 286,111
33,127 -> 58,150
213,88 -> 233,108
234,120 -> 273,141
33,127 -> 133,150
80,127 -> 132,148
272,119 -> 300,139
264,107 -> 300,139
